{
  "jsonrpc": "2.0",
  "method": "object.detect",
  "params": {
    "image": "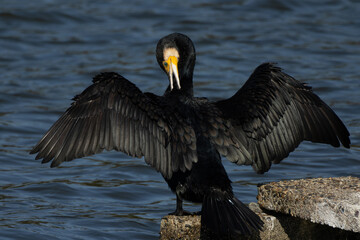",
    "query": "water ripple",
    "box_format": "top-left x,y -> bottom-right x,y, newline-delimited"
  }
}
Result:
0,0 -> 359,239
